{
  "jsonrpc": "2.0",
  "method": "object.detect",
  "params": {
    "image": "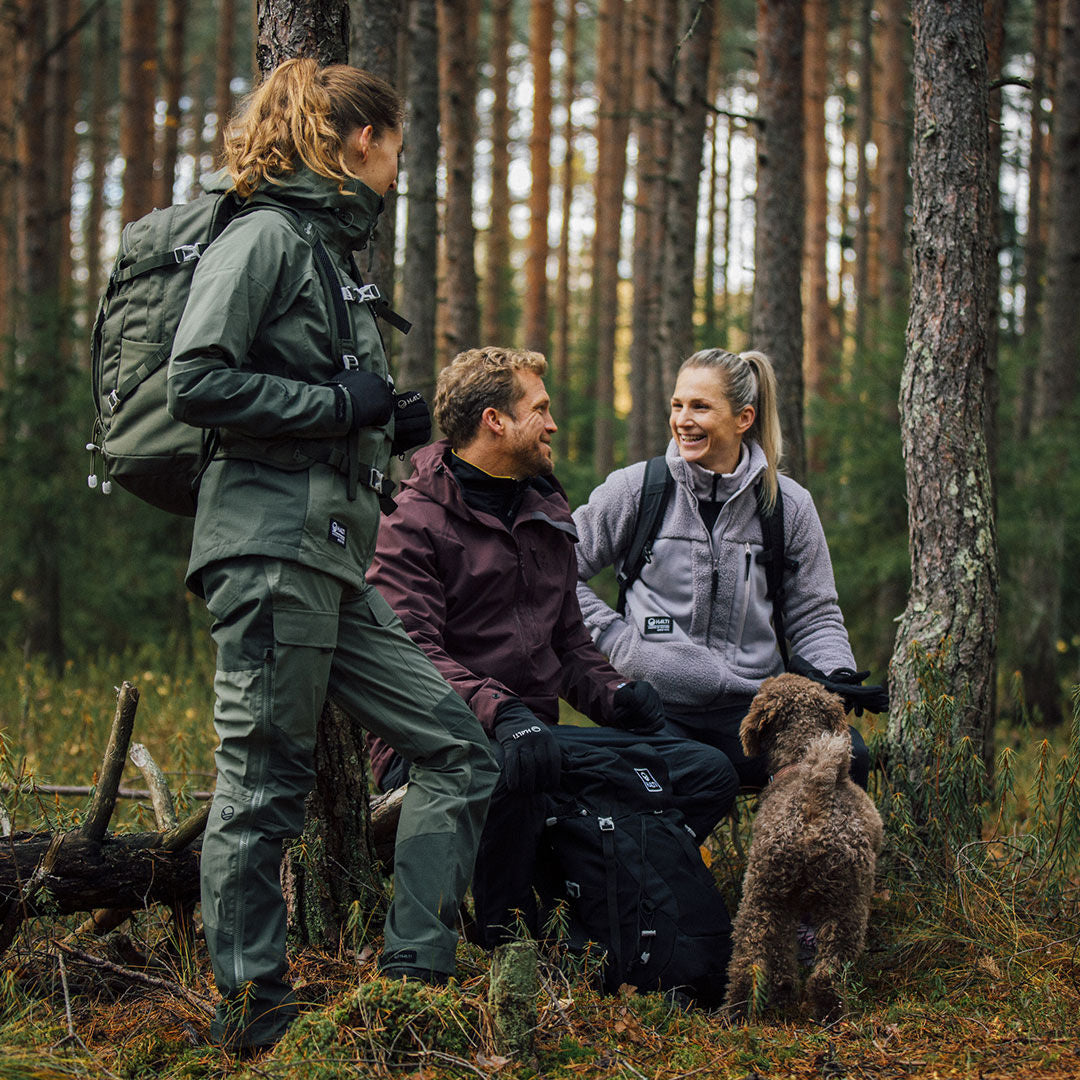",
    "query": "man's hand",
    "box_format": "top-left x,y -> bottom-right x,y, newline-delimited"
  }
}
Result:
329,369 -> 394,430
493,702 -> 561,794
390,389 -> 432,455
612,680 -> 666,734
